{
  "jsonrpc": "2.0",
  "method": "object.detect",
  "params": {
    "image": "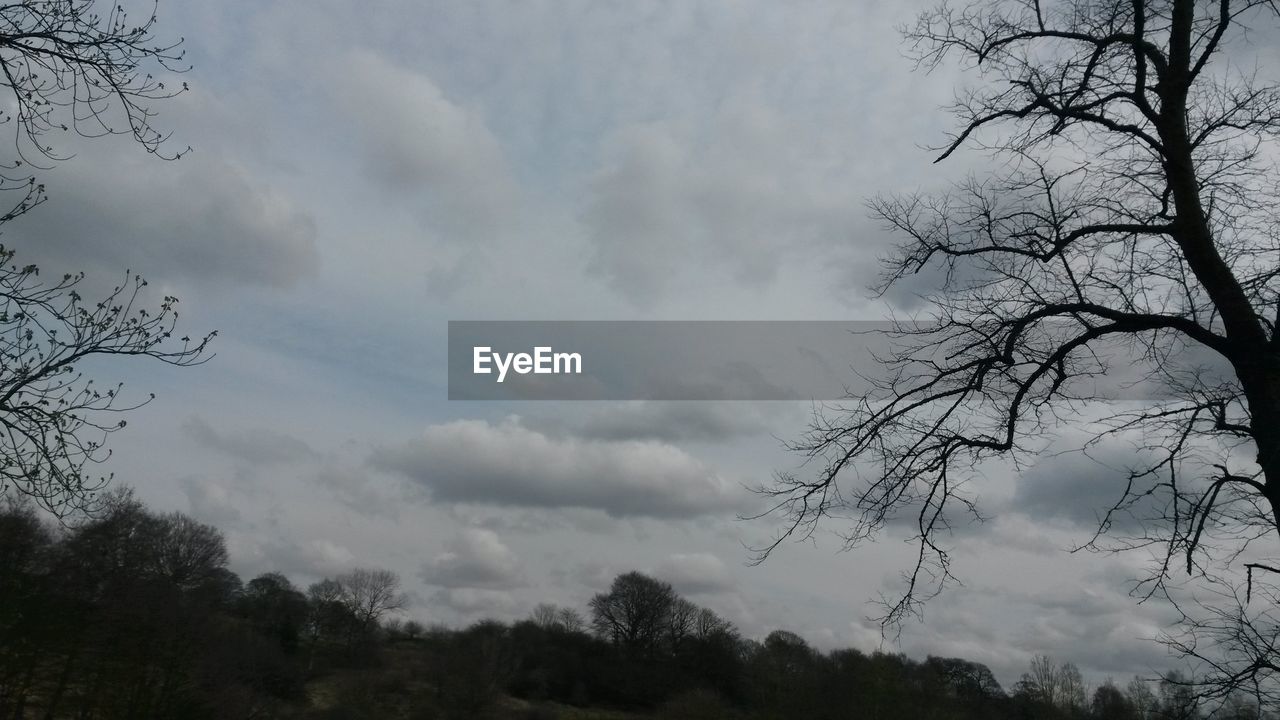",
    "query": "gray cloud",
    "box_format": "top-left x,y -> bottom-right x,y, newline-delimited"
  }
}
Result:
1009,584 -> 1178,679
183,416 -> 317,466
179,475 -> 244,526
332,49 -> 517,244
420,528 -> 525,590
655,552 -> 736,596
909,581 -> 1178,686
255,536 -> 358,581
584,115 -> 864,301
429,587 -> 521,619
530,402 -> 784,444
371,416 -> 749,518
1010,442 -> 1165,531
556,561 -> 623,594
9,145 -> 318,289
